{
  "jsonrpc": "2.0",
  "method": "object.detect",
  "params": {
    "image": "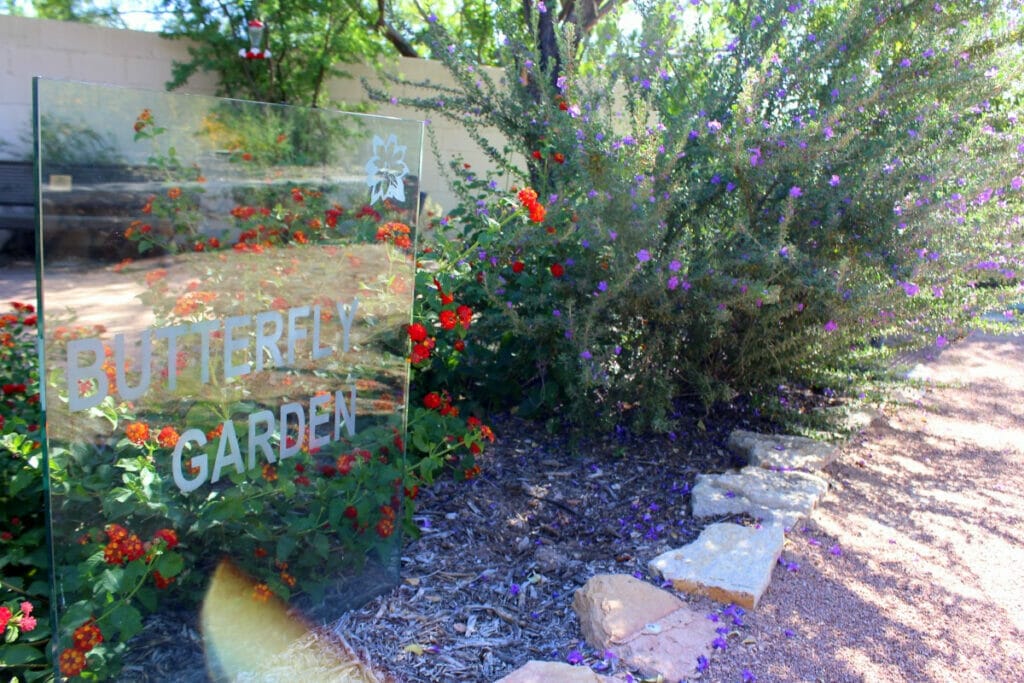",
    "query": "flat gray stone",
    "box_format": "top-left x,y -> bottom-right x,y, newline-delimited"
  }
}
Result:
649,522 -> 785,610
728,429 -> 839,471
691,466 -> 829,529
